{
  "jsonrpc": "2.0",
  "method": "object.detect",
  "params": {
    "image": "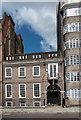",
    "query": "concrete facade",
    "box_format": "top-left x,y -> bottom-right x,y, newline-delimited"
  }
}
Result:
59,0 -> 81,105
